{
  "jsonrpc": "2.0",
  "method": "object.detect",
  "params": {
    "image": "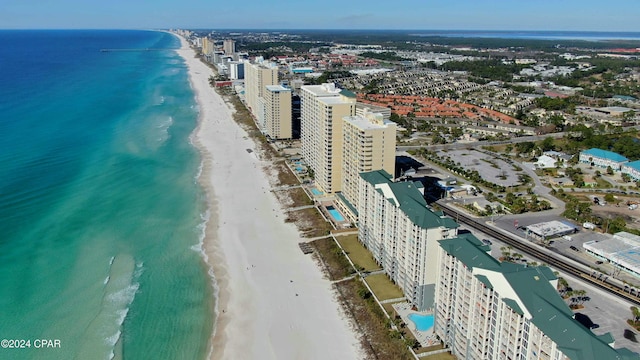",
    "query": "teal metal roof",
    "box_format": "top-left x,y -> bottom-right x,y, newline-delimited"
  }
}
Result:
475,274 -> 493,289
360,170 -> 459,230
339,89 -> 357,98
582,148 -> 629,163
438,235 -> 502,271
335,192 -> 358,217
624,160 -> 640,172
503,298 -> 524,315
440,235 -> 639,360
